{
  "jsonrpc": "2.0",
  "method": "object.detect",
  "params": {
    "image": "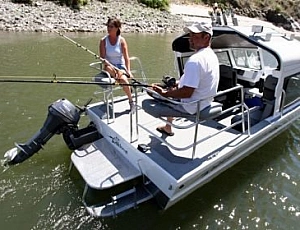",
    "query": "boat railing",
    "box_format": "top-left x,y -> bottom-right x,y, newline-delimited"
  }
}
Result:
90,56 -> 147,82
90,57 -> 148,124
280,89 -> 286,117
129,57 -> 147,83
90,61 -> 117,123
137,84 -> 251,159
